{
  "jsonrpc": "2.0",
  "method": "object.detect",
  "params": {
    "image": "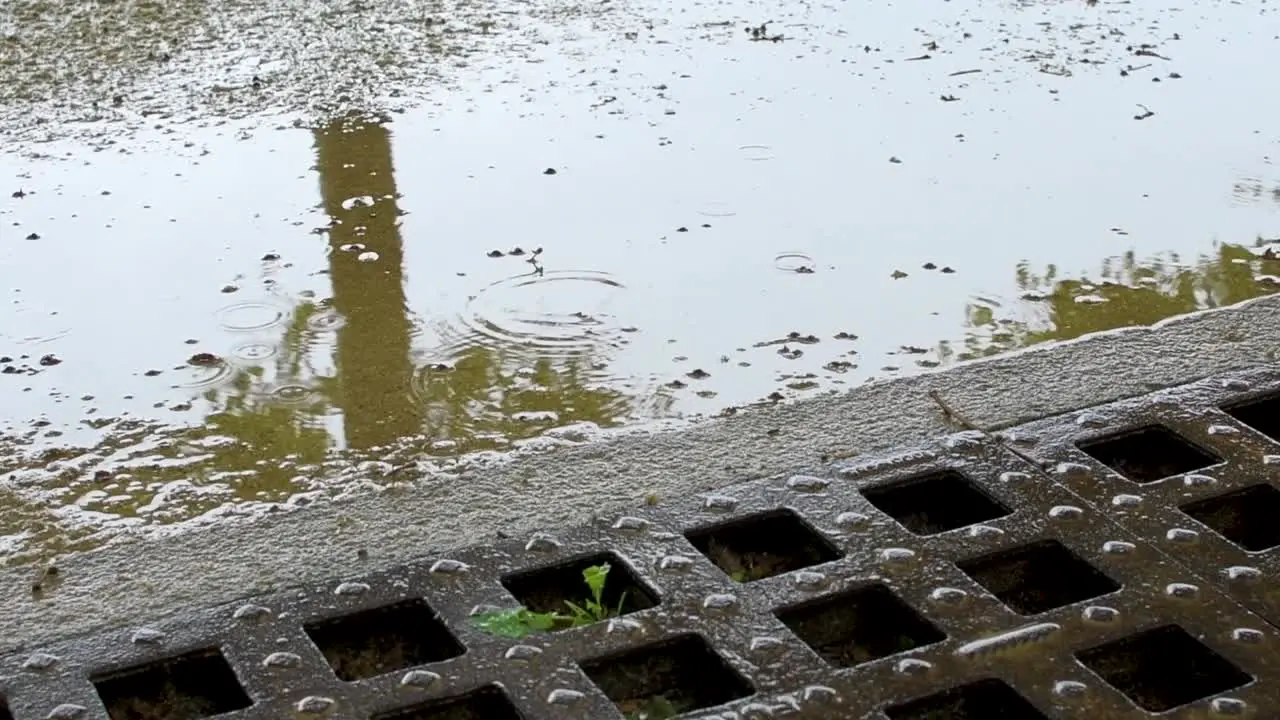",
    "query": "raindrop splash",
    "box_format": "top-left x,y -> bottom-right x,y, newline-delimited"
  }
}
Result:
175,358 -> 235,389
774,252 -> 815,273
215,301 -> 289,332
306,310 -> 347,332
230,342 -> 277,363
739,144 -> 775,161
